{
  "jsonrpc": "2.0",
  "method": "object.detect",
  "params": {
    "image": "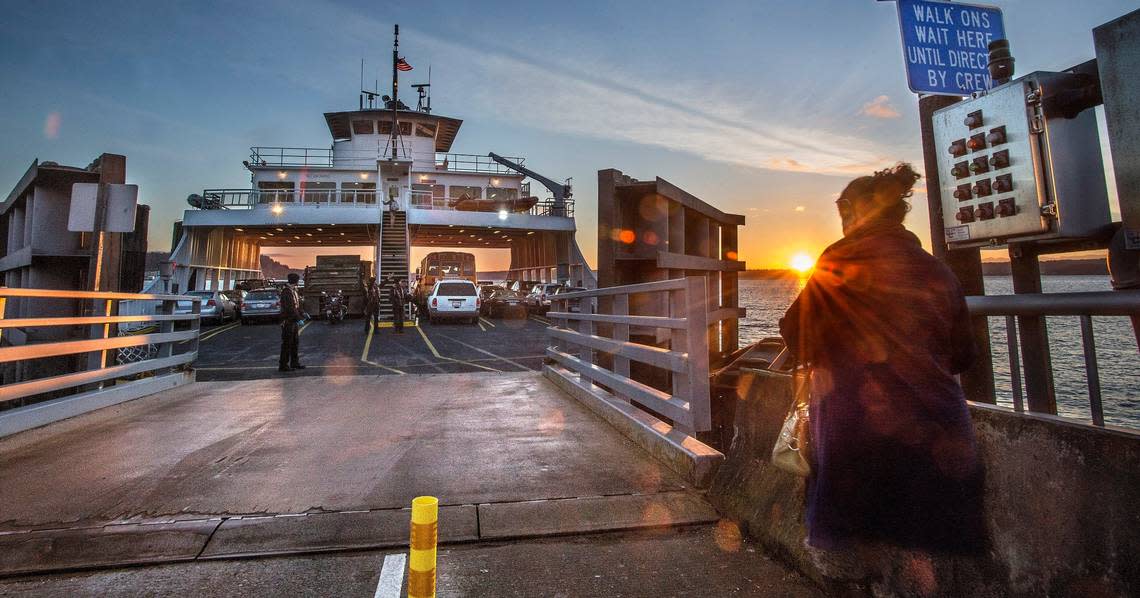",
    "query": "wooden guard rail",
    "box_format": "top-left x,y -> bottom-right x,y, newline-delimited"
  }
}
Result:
0,288 -> 202,437
545,277 -> 711,433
